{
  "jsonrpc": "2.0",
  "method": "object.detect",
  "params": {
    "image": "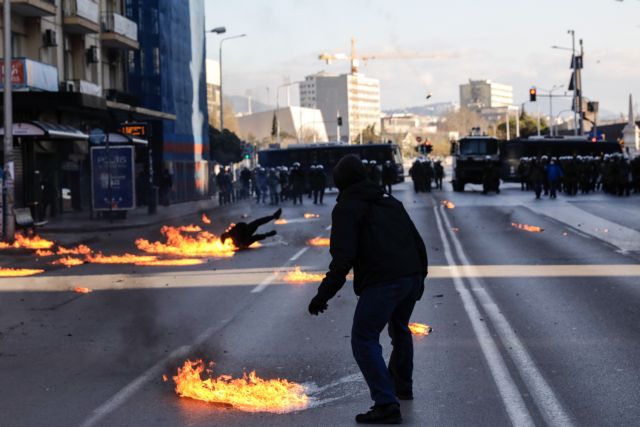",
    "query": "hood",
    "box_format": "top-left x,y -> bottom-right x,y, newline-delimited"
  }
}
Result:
333,154 -> 368,191
339,179 -> 385,202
